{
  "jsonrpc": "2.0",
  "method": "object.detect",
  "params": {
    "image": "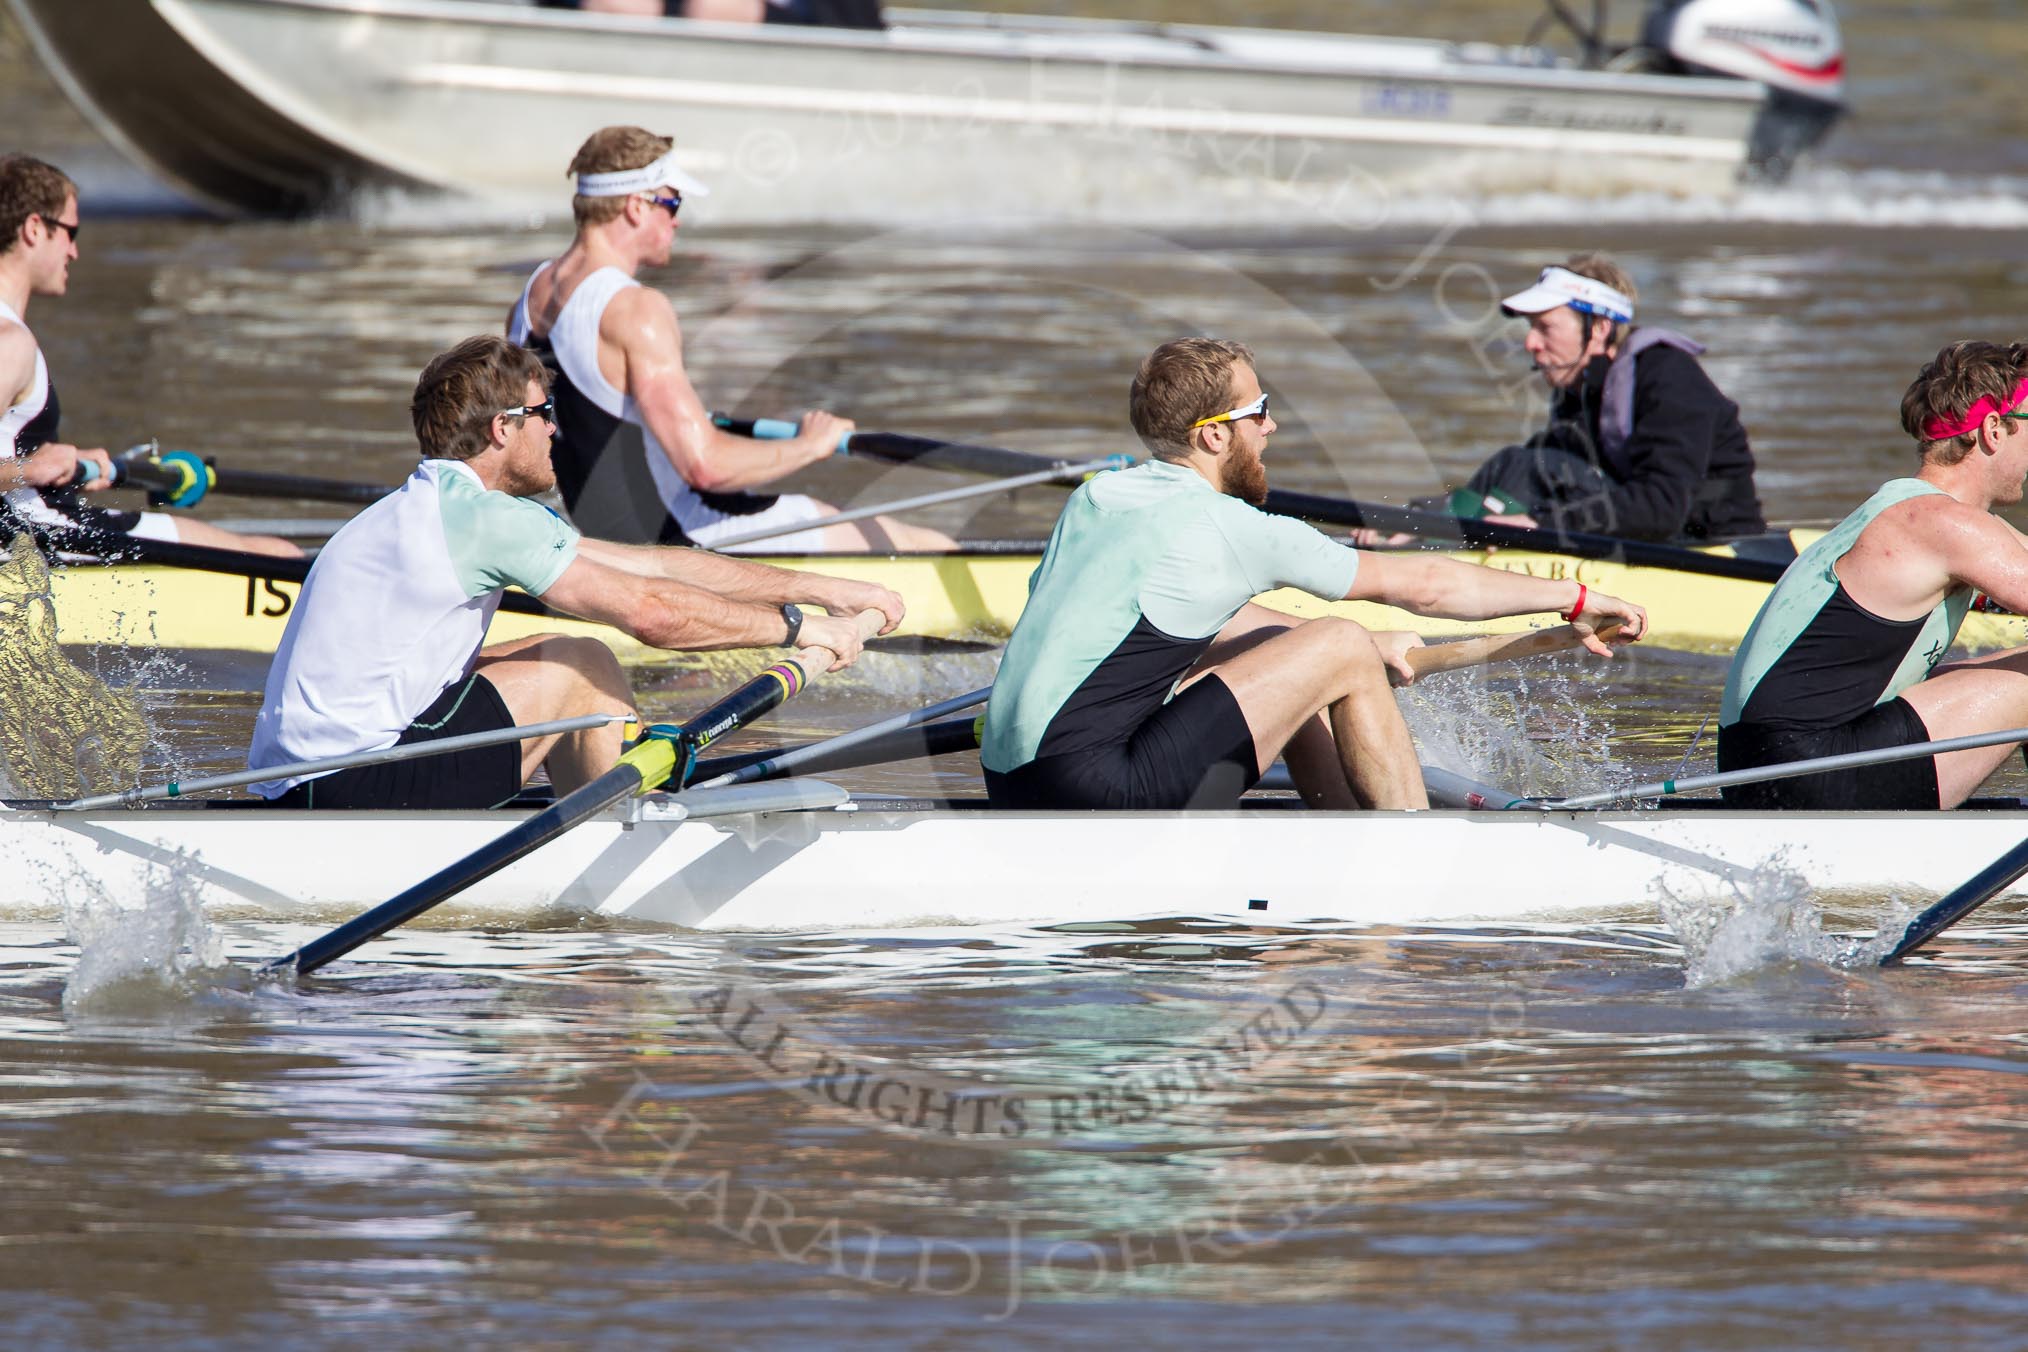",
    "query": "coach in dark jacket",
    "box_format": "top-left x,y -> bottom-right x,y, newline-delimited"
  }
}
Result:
1463,253 -> 1766,543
